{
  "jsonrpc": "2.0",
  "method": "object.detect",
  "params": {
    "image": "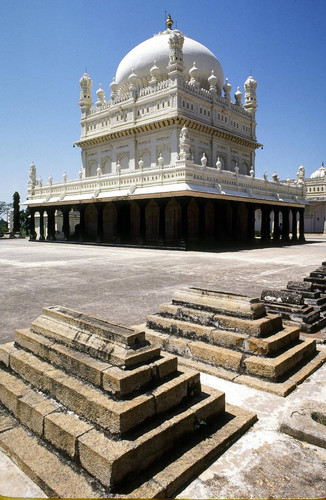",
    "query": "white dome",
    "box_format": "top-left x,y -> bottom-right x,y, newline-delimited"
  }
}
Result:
115,30 -> 224,93
310,164 -> 326,179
